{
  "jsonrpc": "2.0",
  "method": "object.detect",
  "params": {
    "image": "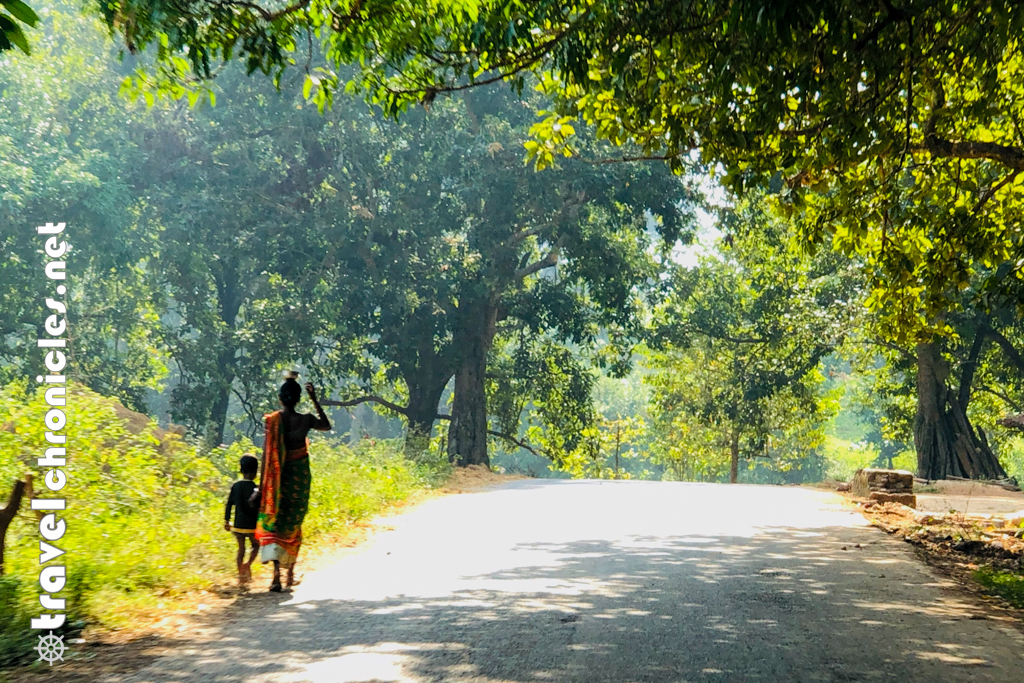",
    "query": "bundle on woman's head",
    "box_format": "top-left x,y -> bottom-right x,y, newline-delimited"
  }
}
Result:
279,370 -> 302,407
